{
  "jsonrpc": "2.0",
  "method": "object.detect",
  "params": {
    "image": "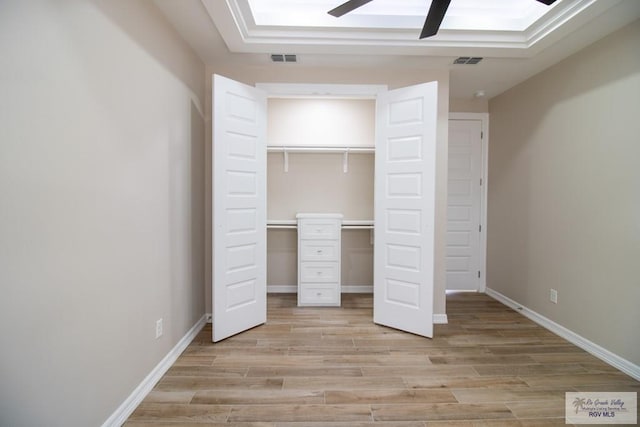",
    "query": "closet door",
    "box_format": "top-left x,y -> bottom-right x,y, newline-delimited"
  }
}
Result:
212,74 -> 267,342
374,81 -> 437,338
